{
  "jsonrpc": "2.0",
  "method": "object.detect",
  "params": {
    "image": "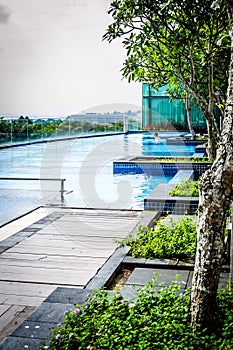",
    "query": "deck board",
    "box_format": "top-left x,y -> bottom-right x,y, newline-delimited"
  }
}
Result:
0,305 -> 36,341
0,209 -> 141,340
